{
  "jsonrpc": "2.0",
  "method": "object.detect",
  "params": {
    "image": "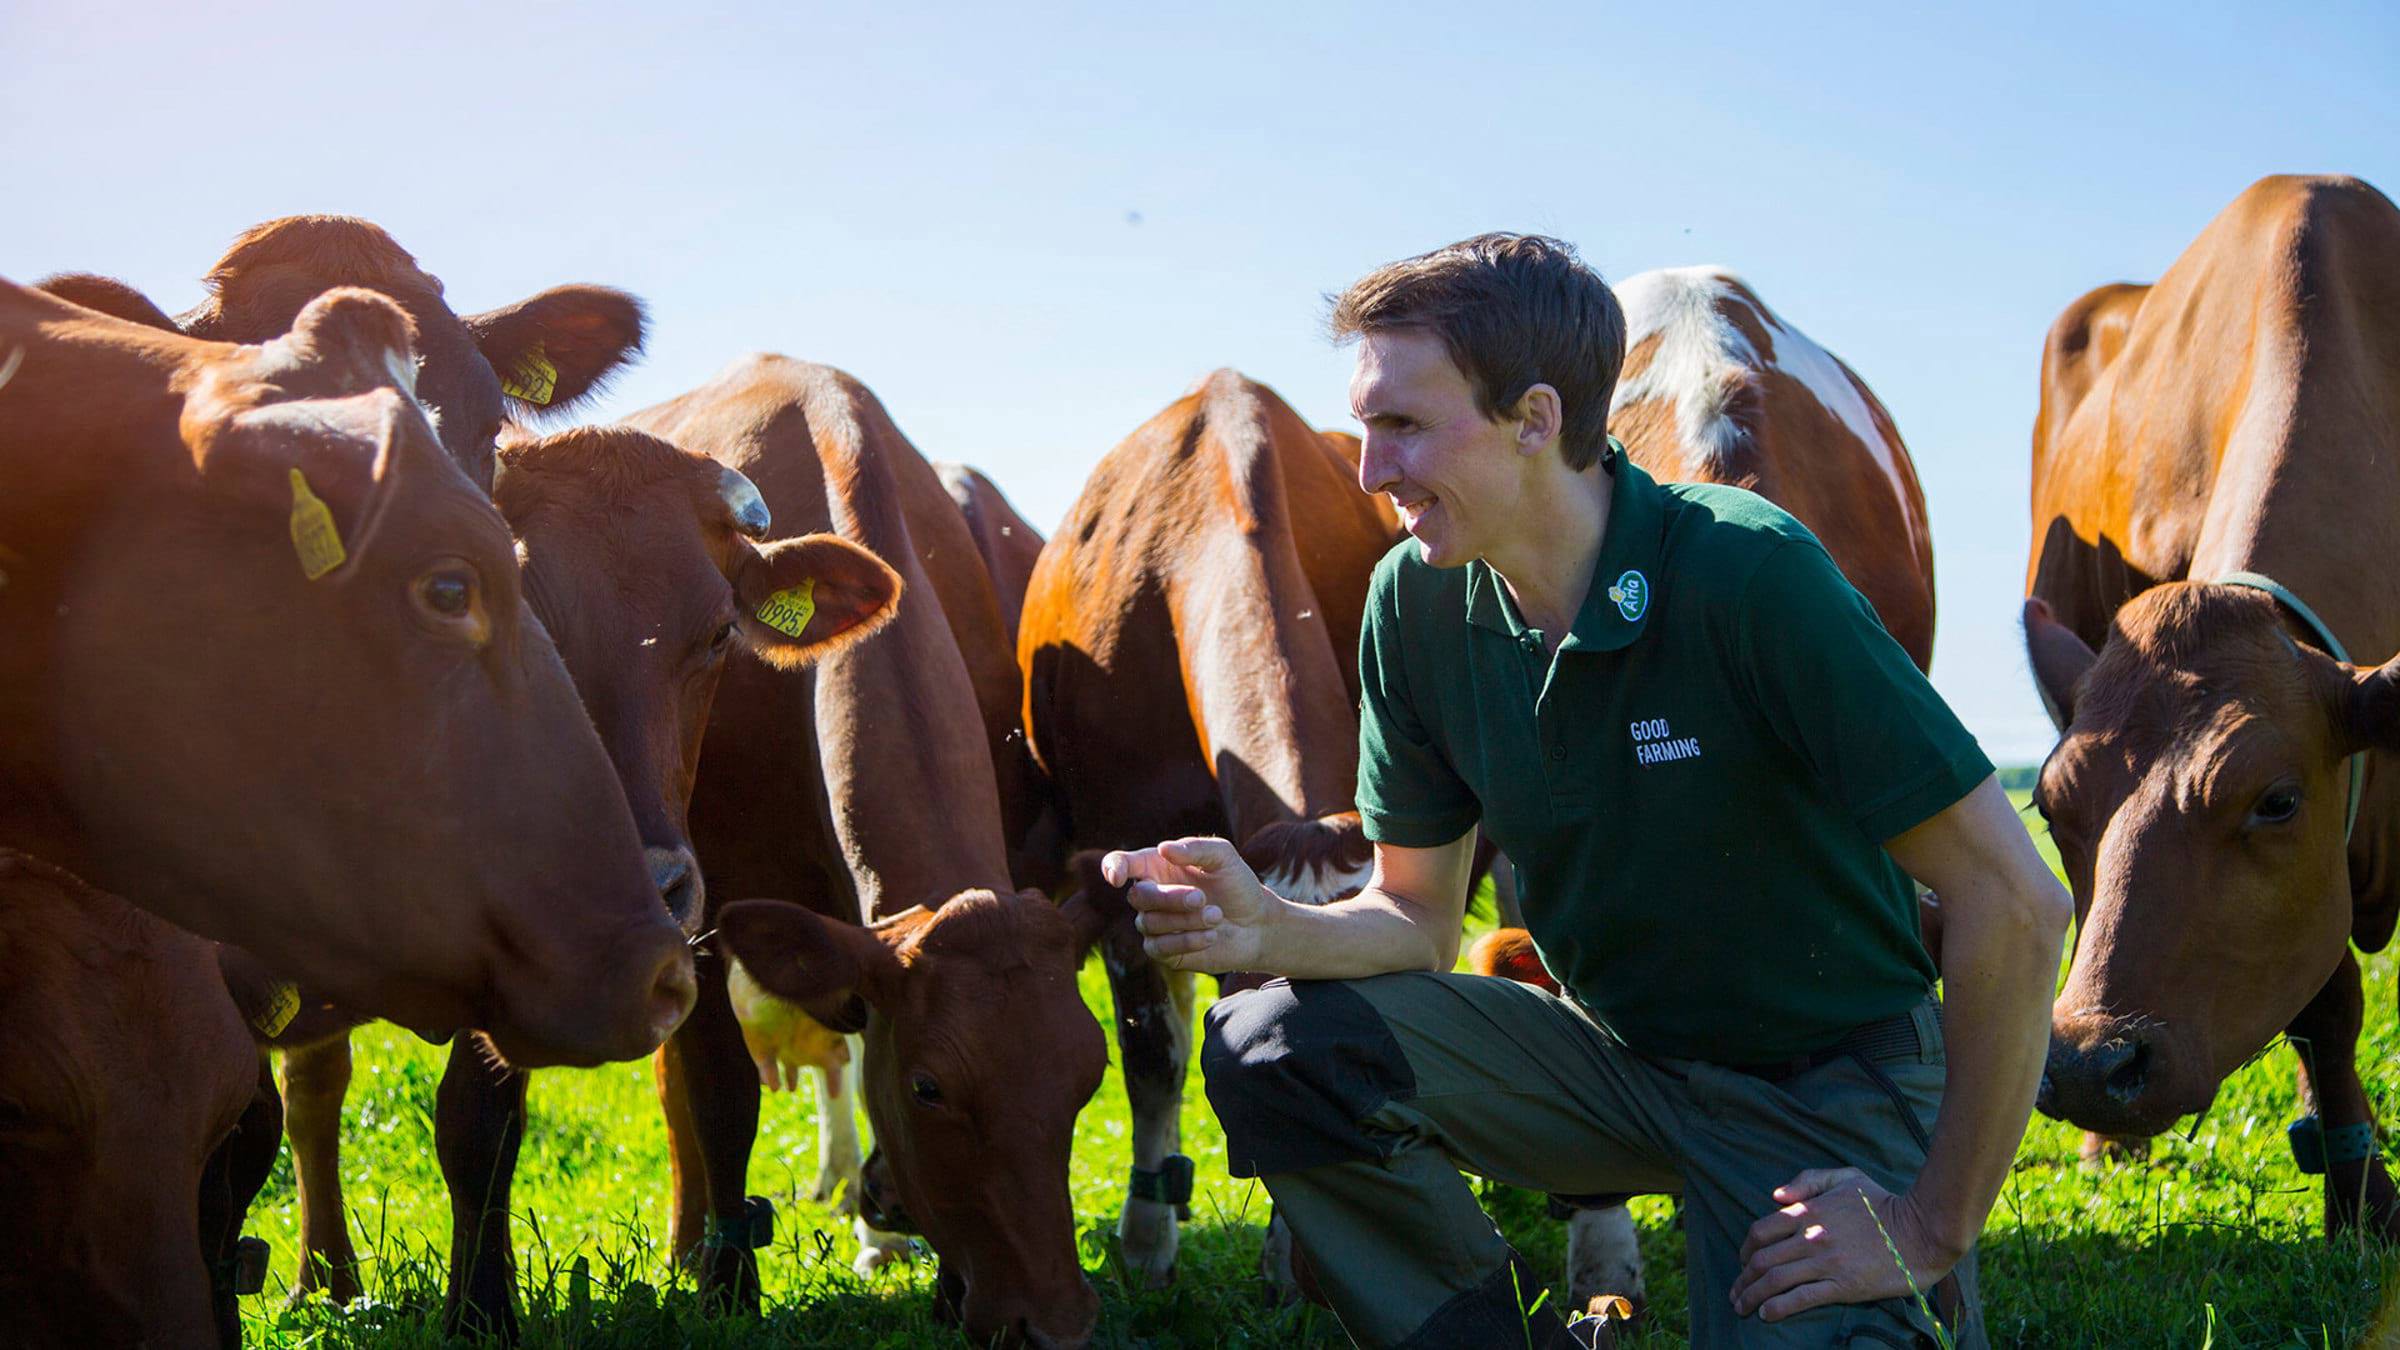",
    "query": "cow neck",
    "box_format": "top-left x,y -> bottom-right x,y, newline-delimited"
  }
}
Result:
2216,571 -> 2366,843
